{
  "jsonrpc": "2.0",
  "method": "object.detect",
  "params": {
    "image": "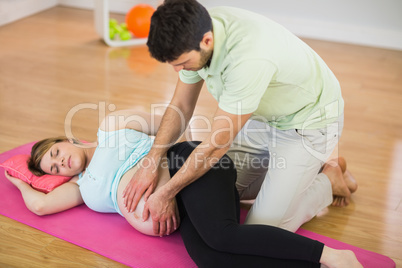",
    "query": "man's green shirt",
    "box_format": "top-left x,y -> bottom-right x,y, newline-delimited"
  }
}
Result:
179,7 -> 344,130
